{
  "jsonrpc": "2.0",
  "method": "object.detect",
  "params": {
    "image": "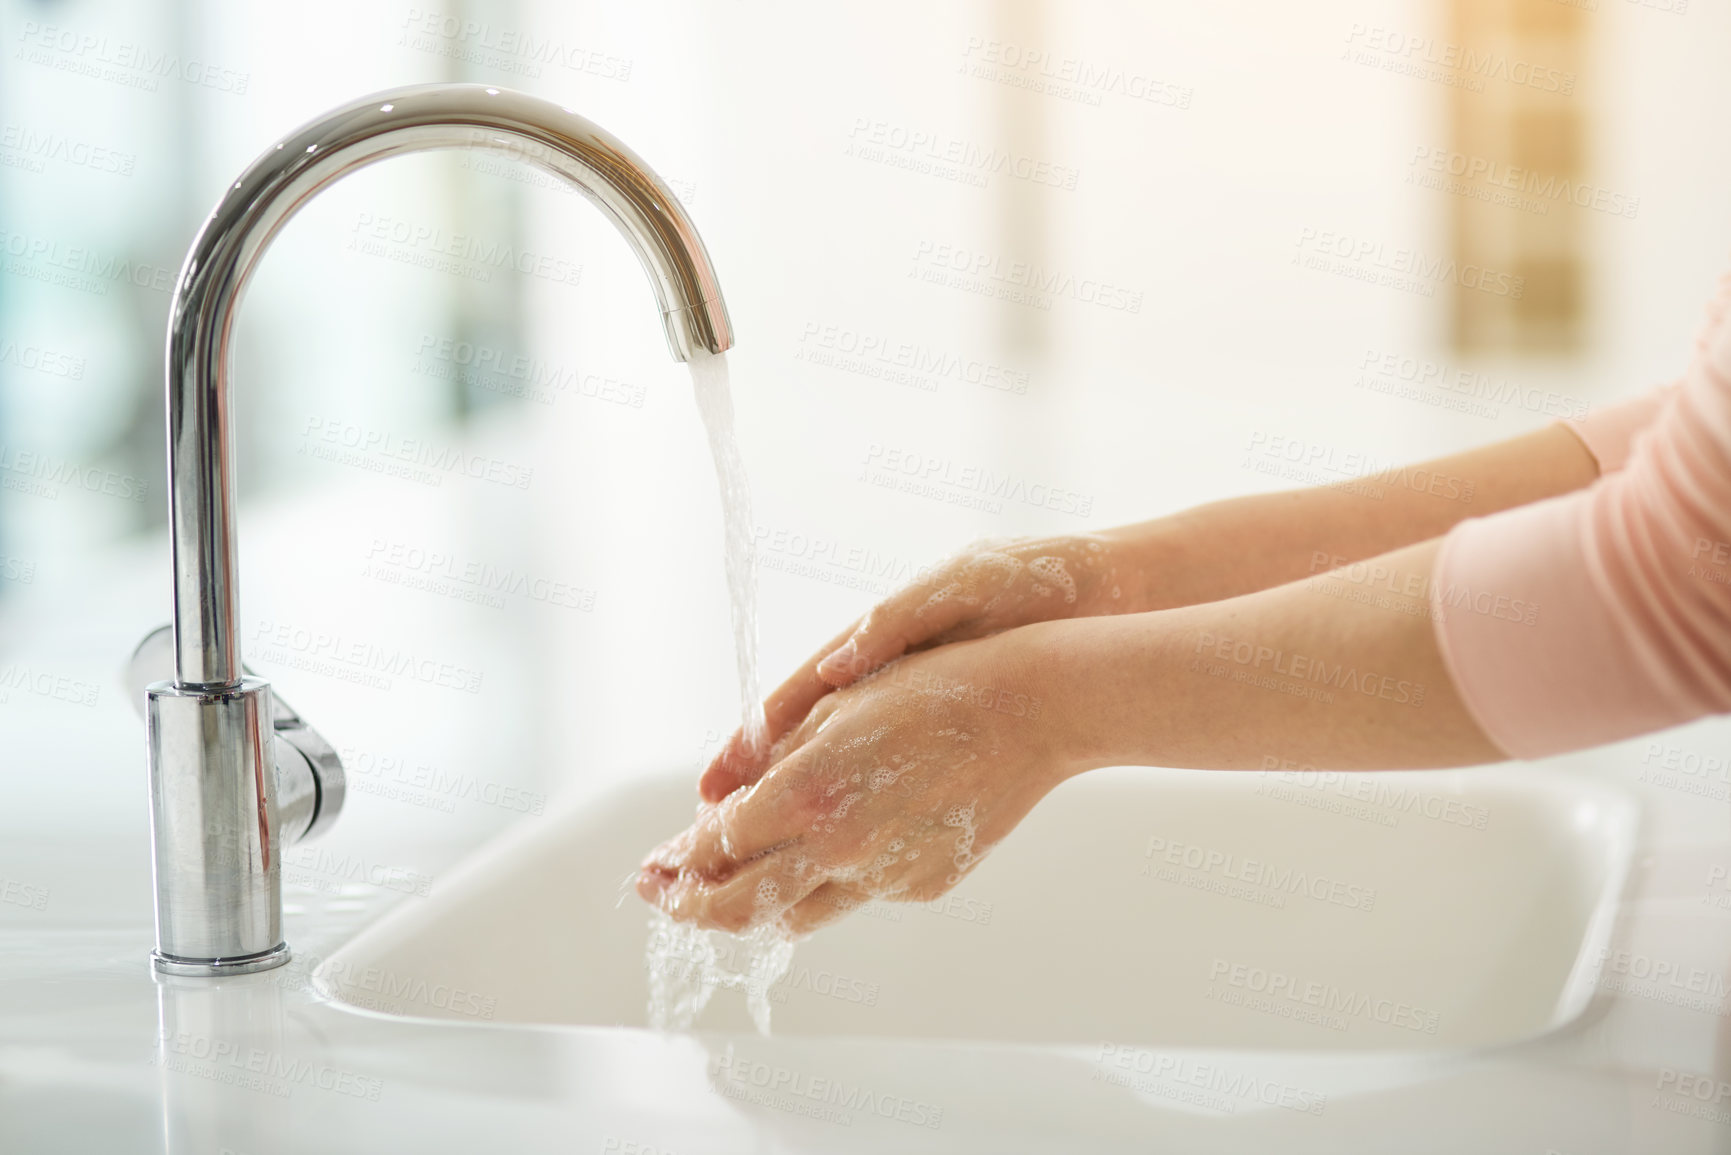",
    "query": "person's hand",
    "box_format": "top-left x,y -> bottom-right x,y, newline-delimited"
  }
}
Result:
698,533 -> 1131,804
638,626 -> 1078,935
